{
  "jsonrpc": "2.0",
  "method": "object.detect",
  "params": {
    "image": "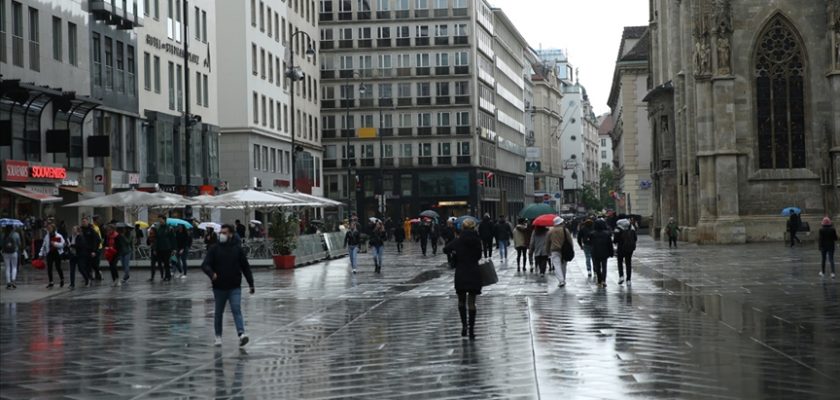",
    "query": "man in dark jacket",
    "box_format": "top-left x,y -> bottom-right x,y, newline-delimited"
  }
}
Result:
202,224 -> 255,347
78,218 -> 101,287
344,223 -> 362,273
787,213 -> 802,247
493,216 -> 513,262
154,215 -> 176,281
590,219 -> 614,287
175,225 -> 193,278
417,219 -> 432,256
429,221 -> 441,255
478,214 -> 495,258
613,219 -> 637,285
235,220 -> 247,240
577,219 -> 594,278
